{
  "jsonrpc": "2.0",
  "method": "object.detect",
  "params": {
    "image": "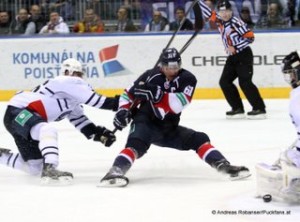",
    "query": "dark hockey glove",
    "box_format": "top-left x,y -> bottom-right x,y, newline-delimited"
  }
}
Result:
134,83 -> 163,103
113,108 -> 131,130
93,126 -> 116,147
113,95 -> 120,111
